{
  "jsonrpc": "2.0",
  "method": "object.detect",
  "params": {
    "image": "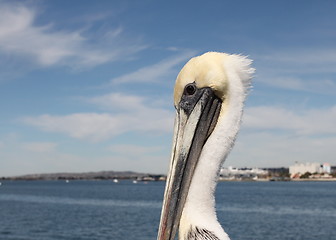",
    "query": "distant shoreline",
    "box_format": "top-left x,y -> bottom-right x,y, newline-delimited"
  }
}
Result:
2,178 -> 336,182
1,170 -> 336,182
290,178 -> 336,182
0,170 -> 165,182
219,178 -> 336,182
